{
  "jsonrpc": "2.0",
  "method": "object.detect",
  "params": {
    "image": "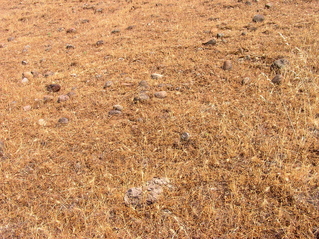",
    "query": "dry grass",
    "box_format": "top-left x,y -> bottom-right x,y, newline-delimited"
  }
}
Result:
1,0 -> 319,238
